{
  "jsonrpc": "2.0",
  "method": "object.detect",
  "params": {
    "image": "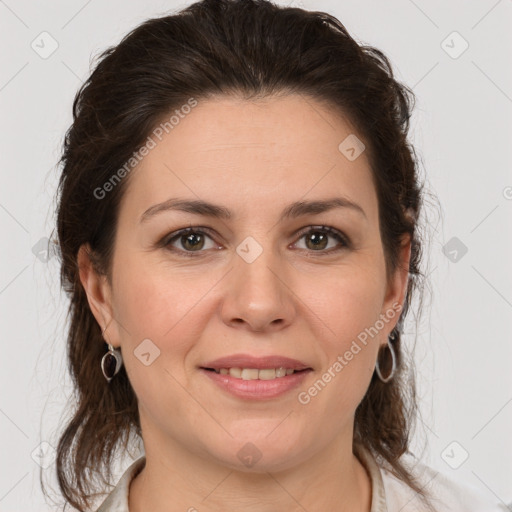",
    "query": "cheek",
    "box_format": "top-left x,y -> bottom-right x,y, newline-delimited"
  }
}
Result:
111,255 -> 218,383
111,262 -> 206,416
308,265 -> 384,399
113,253 -> 197,337
313,263 -> 385,341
